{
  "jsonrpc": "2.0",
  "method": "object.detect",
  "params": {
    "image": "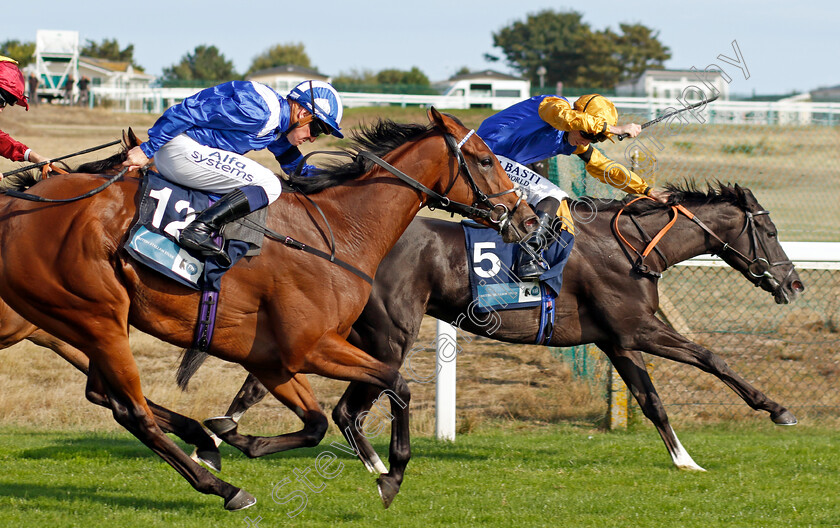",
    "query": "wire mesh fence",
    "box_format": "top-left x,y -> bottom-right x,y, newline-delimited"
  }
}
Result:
547,120 -> 840,425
